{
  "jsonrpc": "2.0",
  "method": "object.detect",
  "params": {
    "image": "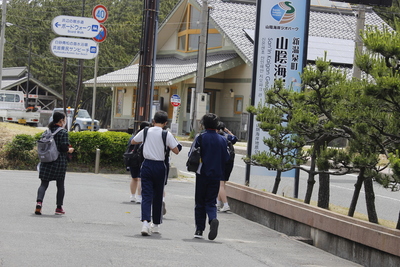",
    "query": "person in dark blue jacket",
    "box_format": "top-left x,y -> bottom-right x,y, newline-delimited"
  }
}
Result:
189,113 -> 230,240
